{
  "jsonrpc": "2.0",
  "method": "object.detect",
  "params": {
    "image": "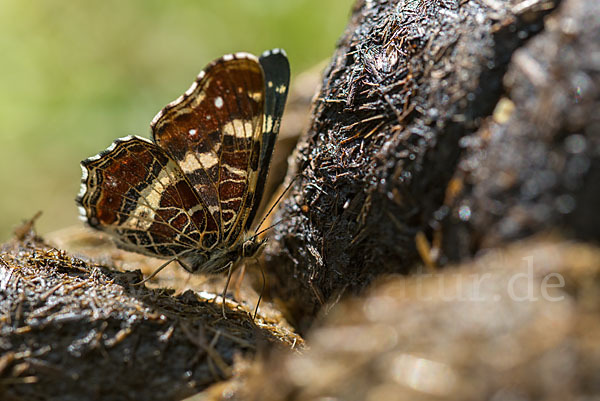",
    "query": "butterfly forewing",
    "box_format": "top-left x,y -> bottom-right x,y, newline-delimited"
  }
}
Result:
151,54 -> 265,244
78,136 -> 218,258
